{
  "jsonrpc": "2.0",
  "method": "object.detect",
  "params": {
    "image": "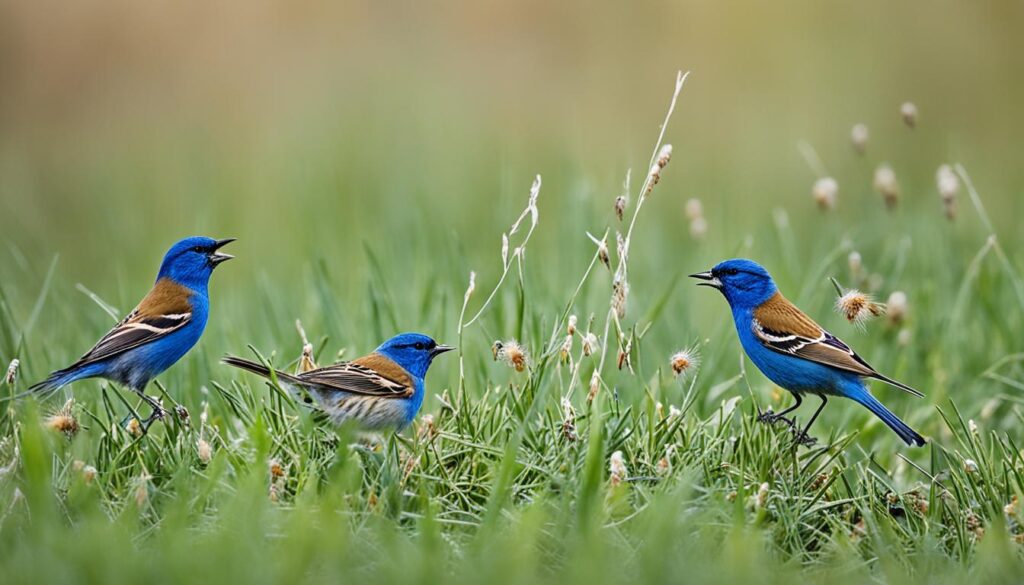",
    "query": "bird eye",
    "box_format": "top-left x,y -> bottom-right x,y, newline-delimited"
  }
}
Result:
726,268 -> 739,276
193,246 -> 204,253
414,342 -> 425,350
